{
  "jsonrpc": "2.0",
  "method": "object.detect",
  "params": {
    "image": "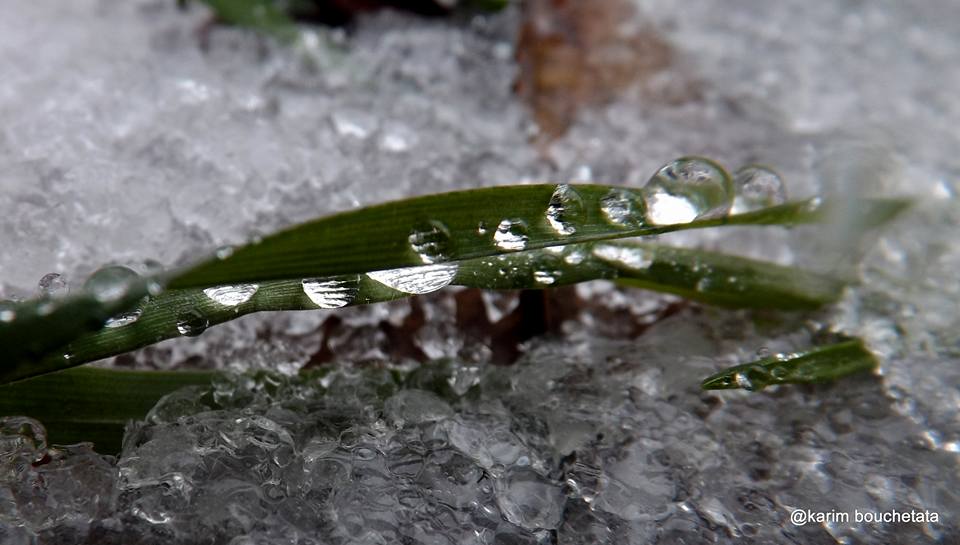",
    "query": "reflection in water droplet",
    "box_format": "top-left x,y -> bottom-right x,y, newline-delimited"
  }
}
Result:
642,157 -> 734,225
84,266 -> 139,303
408,220 -> 452,264
0,300 -> 17,323
302,276 -> 360,308
215,245 -> 234,260
732,165 -> 787,214
533,270 -> 557,285
564,249 -> 585,265
591,244 -> 653,270
545,184 -> 584,236
105,309 -> 142,328
202,284 -> 259,307
367,263 -> 458,294
38,273 -> 69,298
477,221 -> 489,235
599,188 -> 644,228
176,309 -> 209,337
494,219 -> 529,251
